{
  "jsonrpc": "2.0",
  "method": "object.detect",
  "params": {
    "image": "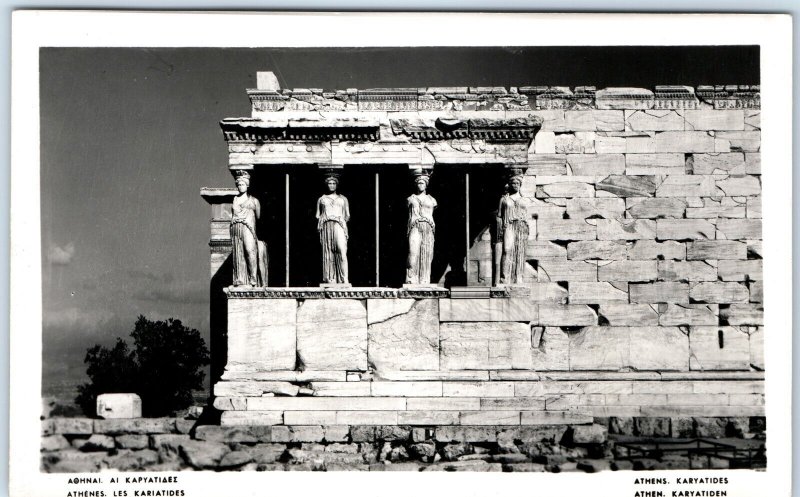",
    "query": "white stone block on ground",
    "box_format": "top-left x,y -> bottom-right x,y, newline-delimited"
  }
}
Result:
569,327 -> 630,370
629,327 -> 689,370
440,322 -> 532,370
227,298 -> 297,371
297,299 -> 367,371
96,394 -> 142,419
689,326 -> 750,371
368,299 -> 439,371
